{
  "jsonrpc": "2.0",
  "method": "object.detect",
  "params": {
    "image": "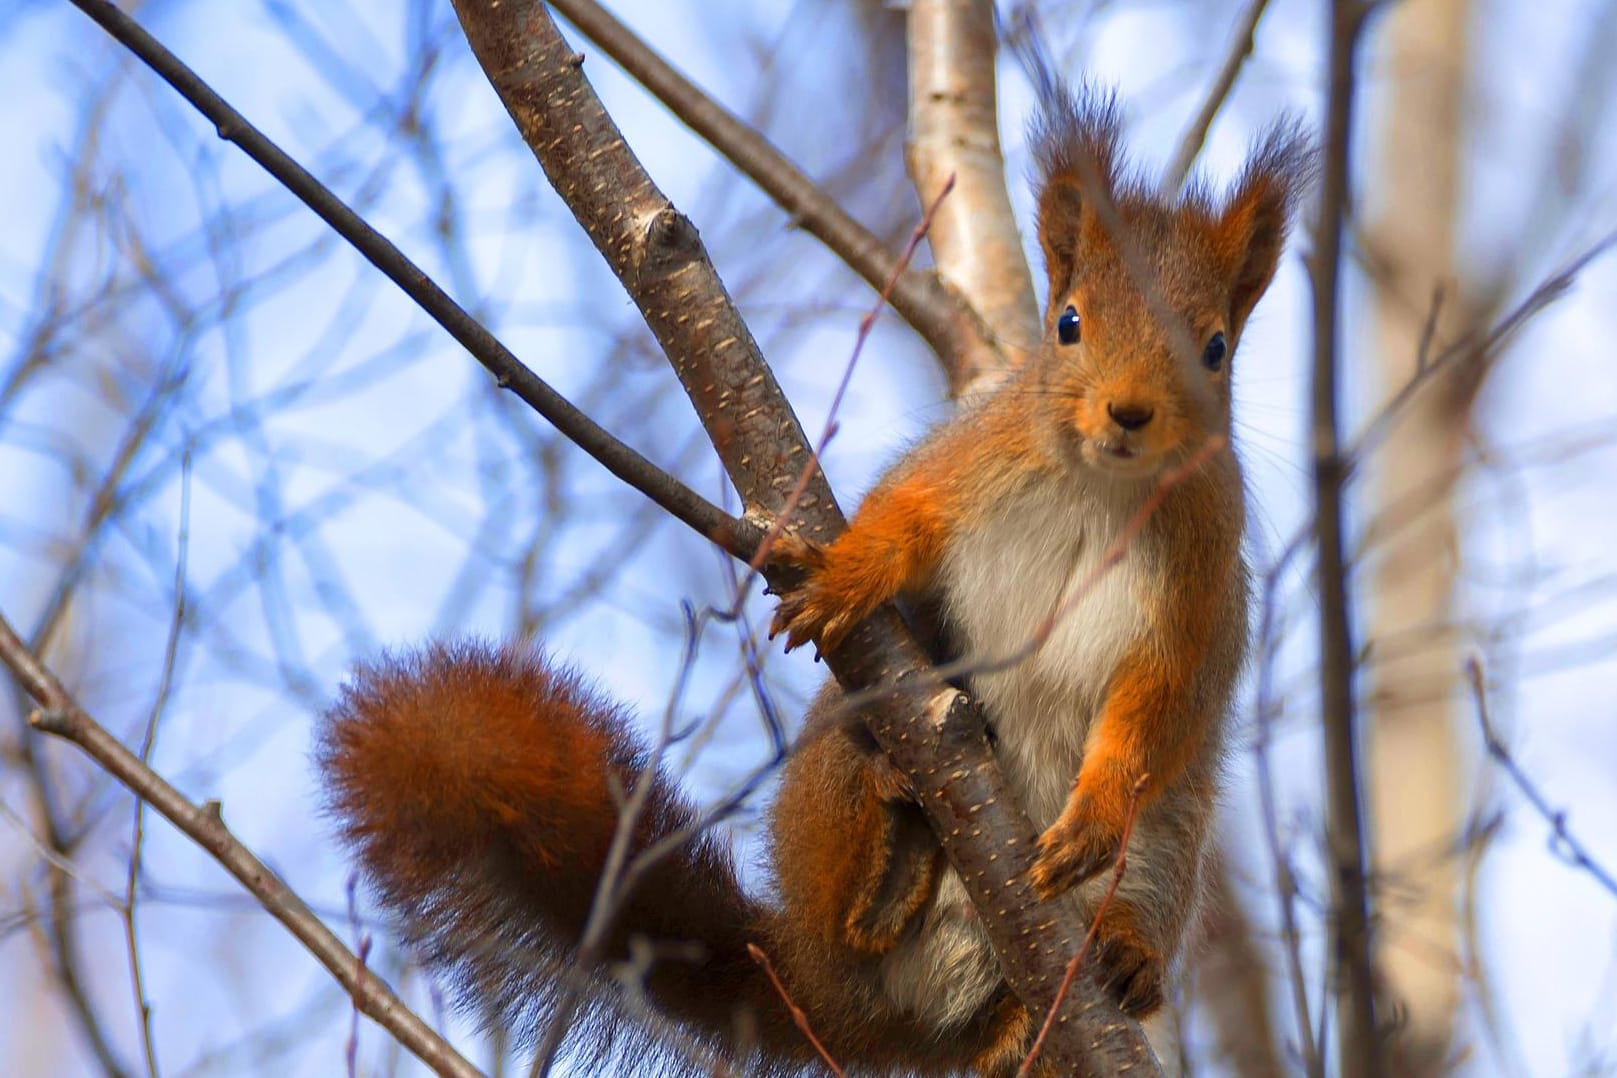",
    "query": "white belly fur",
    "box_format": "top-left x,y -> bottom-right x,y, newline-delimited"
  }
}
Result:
879,472 -> 1154,1029
946,473 -> 1150,829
